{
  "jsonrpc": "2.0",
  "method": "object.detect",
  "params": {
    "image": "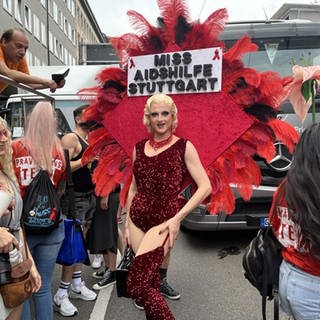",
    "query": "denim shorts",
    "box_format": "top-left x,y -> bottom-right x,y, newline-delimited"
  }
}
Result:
279,259 -> 320,320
